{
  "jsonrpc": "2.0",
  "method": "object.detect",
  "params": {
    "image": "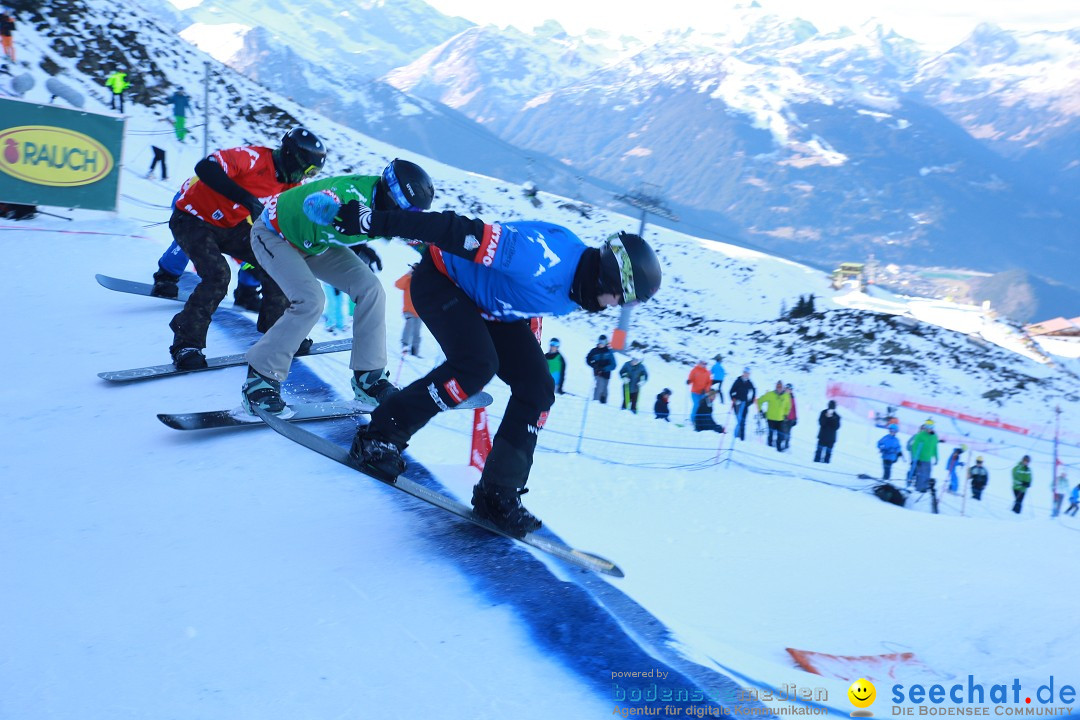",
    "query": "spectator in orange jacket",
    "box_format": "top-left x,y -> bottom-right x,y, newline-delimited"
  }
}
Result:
687,359 -> 712,418
395,266 -> 421,356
